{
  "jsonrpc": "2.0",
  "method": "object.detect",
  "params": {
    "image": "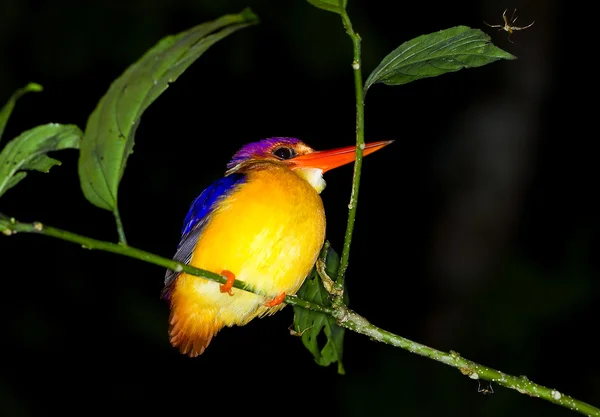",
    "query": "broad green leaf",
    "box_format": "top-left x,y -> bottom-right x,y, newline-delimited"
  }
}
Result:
0,83 -> 43,144
364,26 -> 516,93
0,124 -> 82,199
78,9 -> 259,211
307,0 -> 347,14
293,245 -> 347,375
